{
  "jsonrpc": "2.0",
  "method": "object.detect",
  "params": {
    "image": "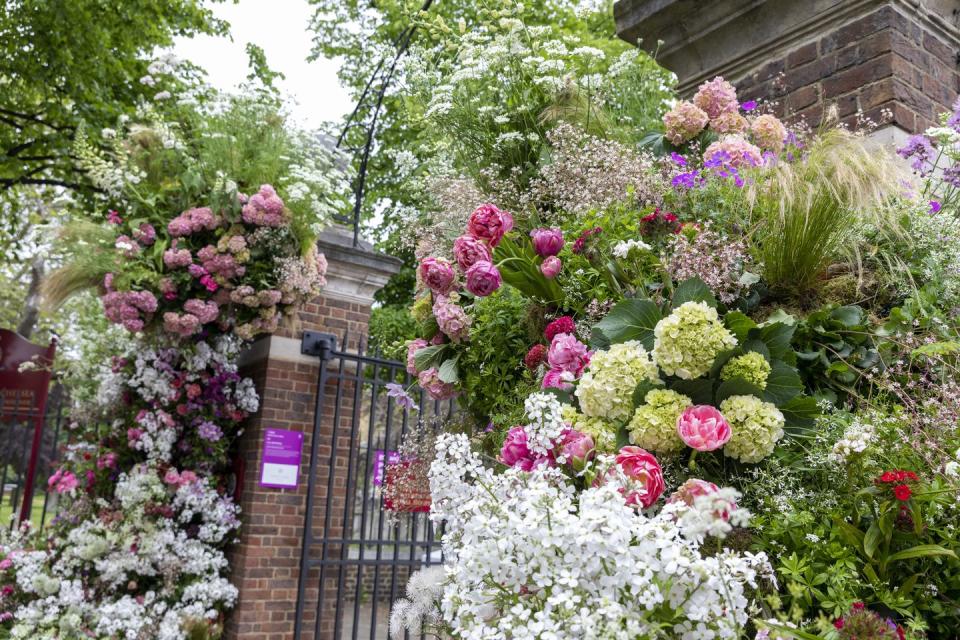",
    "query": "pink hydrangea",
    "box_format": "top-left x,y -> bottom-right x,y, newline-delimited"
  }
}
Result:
540,256 -> 562,279
257,290 -> 283,306
530,227 -> 564,257
162,311 -> 201,337
433,295 -> 471,342
499,426 -> 551,471
168,206 -> 218,237
610,446 -> 665,508
467,203 -> 514,247
464,260 -> 502,297
417,367 -> 457,400
47,468 -> 78,494
406,338 -> 428,375
242,184 -> 287,227
693,76 -> 739,118
711,111 -> 748,134
419,257 -> 456,295
453,234 -> 492,271
133,223 -> 157,246
663,101 -> 709,145
704,135 -> 763,168
750,114 -> 788,153
198,245 -> 244,279
546,333 -> 590,376
163,248 -> 192,268
183,299 -> 219,324
102,290 -> 158,333
677,405 -> 731,452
